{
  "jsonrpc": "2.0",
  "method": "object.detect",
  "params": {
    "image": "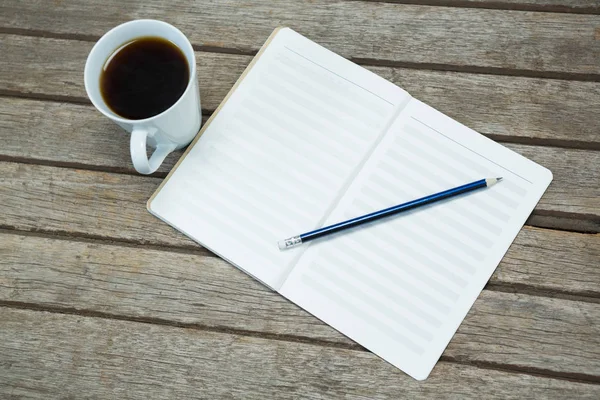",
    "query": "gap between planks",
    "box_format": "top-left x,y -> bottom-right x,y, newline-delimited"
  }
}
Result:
352,0 -> 600,15
1,301 -> 599,385
1,225 -> 598,303
437,356 -> 600,385
0,225 -> 213,257
1,26 -> 599,83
